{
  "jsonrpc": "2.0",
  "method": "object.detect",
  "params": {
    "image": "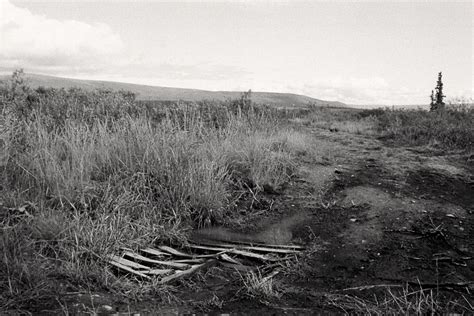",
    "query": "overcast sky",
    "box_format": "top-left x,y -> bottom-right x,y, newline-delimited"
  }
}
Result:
0,0 -> 472,105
